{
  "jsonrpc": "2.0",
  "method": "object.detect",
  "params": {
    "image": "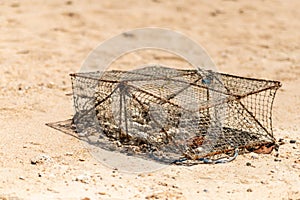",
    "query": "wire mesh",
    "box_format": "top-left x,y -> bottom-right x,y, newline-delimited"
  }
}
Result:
70,65 -> 281,164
